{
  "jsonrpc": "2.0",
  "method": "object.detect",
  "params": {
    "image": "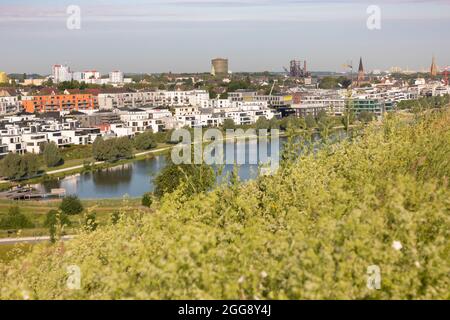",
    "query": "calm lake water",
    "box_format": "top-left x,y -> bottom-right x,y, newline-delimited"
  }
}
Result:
34,138 -> 285,199
34,132 -> 345,199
